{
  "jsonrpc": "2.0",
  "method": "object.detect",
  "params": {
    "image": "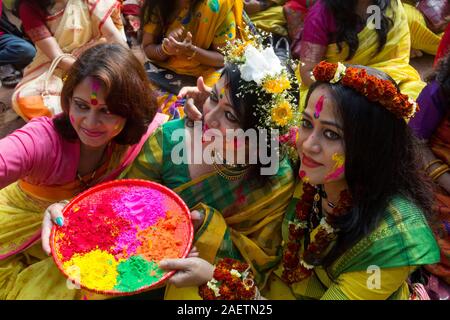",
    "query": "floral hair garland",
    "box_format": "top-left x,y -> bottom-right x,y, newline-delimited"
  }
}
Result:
311,61 -> 418,121
221,30 -> 299,133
